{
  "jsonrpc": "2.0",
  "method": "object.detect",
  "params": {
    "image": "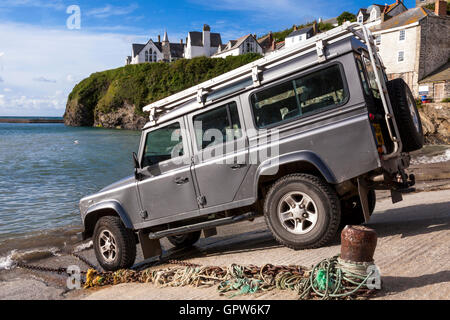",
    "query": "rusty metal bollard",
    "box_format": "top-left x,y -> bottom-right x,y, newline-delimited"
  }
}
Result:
340,225 -> 378,263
